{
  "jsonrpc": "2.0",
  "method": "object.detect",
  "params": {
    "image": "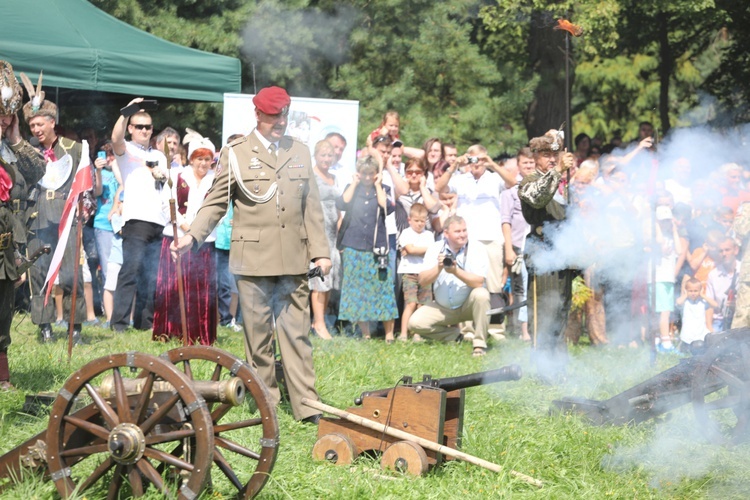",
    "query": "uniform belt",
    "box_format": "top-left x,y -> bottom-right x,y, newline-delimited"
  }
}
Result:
0,232 -> 12,250
12,199 -> 26,213
45,189 -> 67,201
